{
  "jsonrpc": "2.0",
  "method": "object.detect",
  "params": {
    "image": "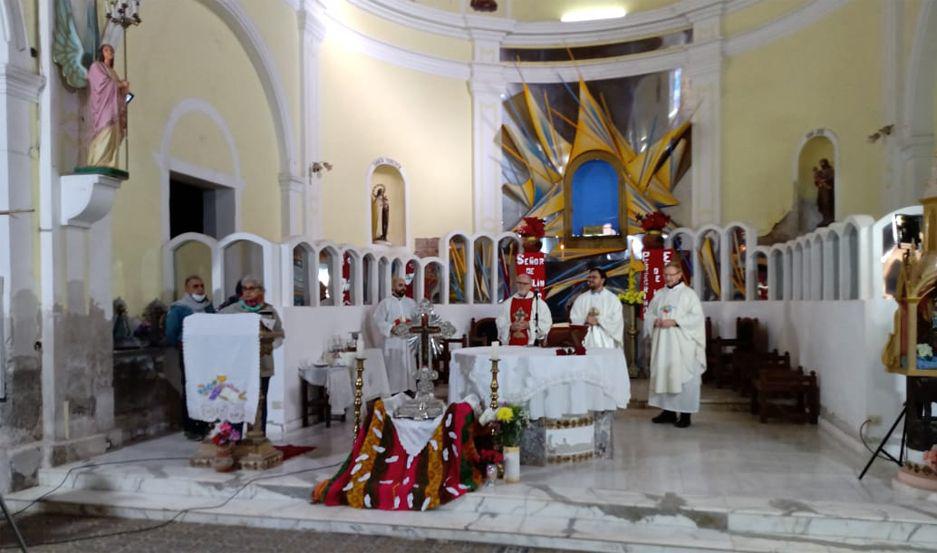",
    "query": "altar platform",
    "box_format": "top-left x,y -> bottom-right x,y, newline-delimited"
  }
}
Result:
7,403 -> 937,552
